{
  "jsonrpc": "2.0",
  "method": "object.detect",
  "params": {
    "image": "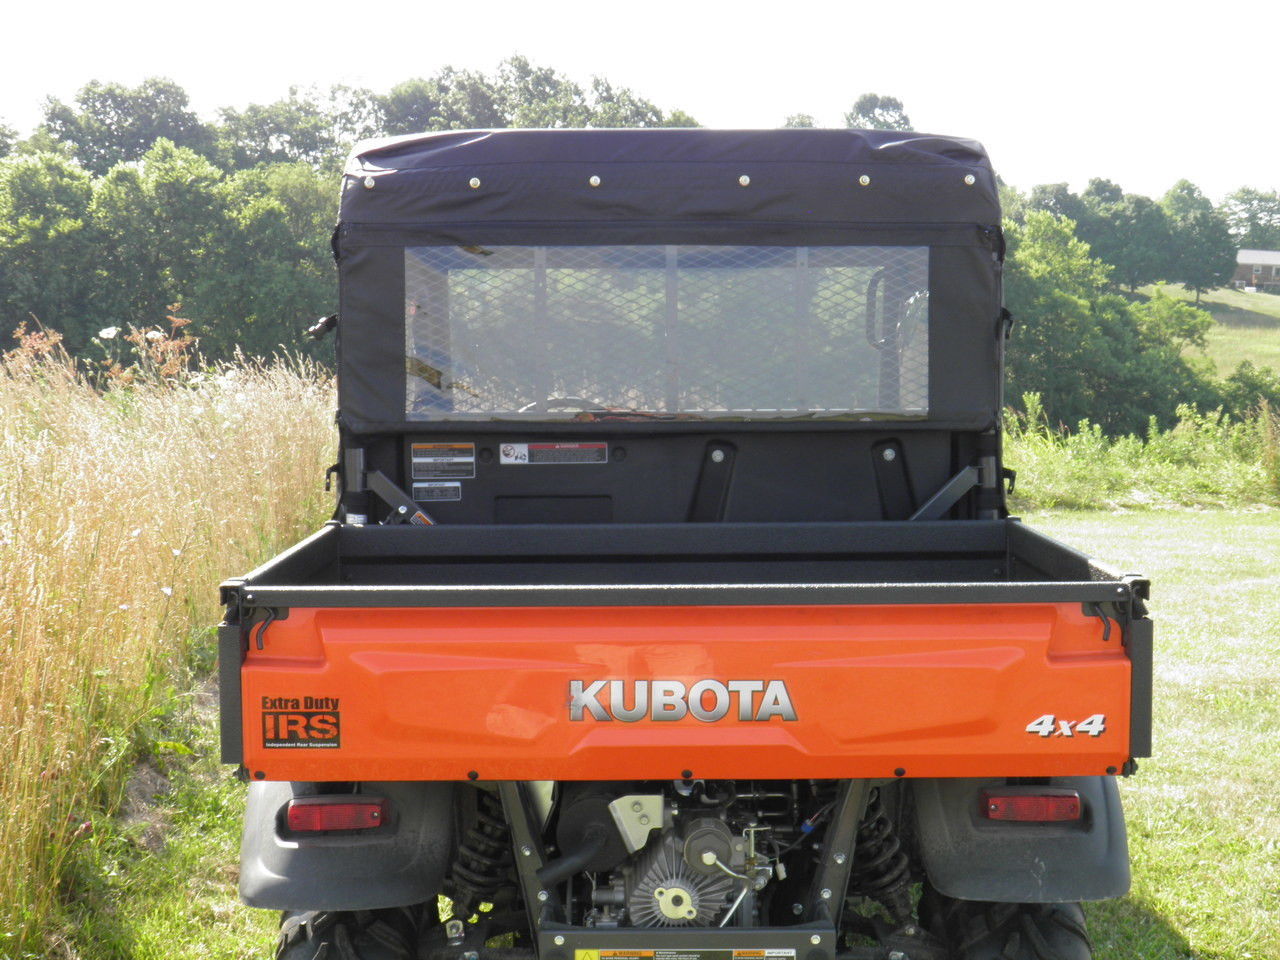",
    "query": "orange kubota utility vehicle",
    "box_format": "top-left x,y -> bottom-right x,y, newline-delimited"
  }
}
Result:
219,128 -> 1151,960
